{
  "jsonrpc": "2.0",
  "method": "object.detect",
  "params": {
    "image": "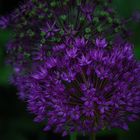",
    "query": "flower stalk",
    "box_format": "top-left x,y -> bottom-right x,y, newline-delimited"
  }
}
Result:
90,133 -> 96,140
70,132 -> 77,140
